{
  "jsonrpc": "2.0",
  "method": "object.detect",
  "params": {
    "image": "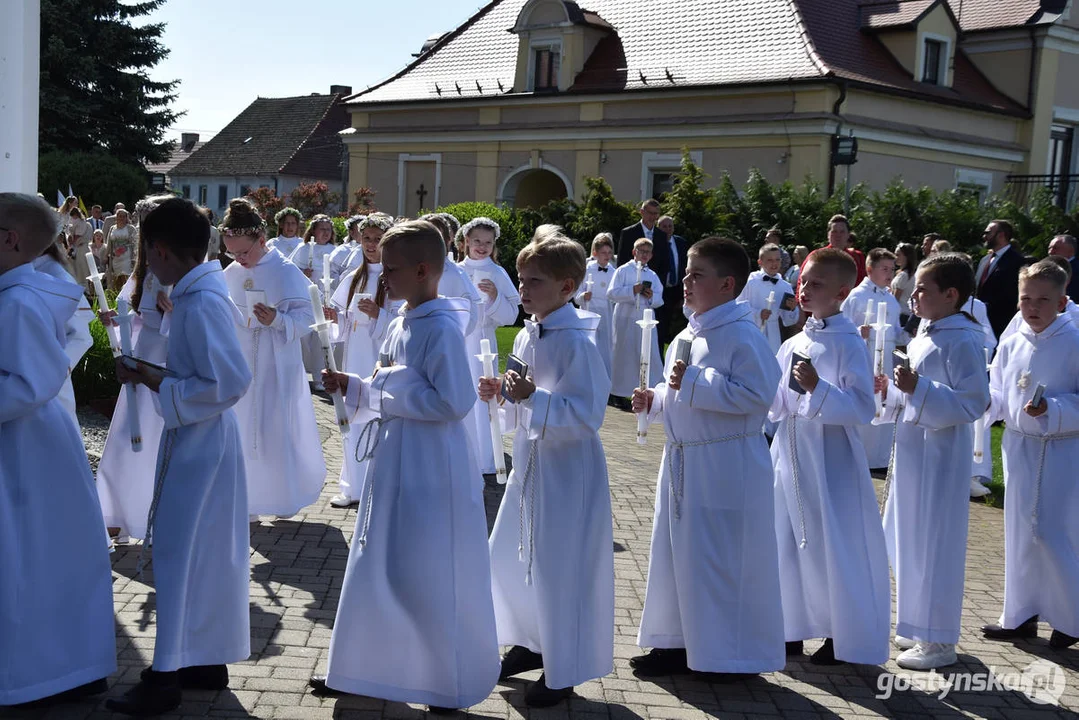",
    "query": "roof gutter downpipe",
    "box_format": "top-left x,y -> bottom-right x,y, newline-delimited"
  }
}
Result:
828,80 -> 848,197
